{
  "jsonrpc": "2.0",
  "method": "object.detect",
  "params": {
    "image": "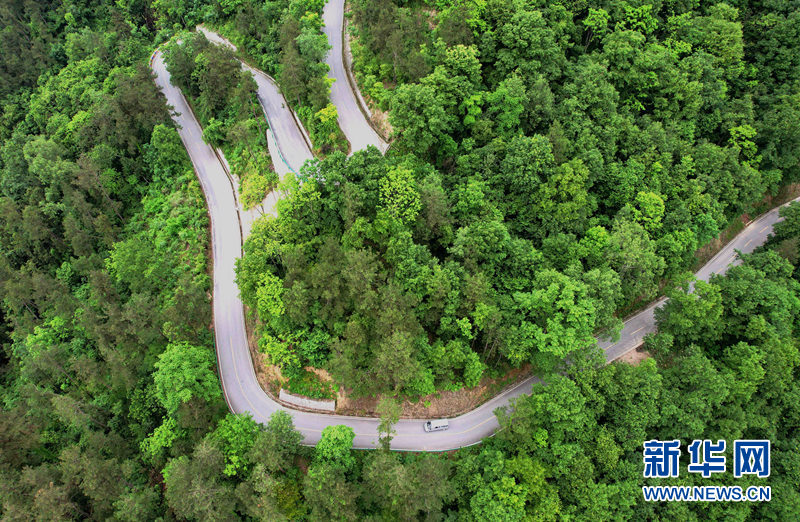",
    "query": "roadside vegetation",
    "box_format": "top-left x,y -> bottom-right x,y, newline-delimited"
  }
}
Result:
1,0 -> 799,520
239,0 -> 800,400
210,0 -> 349,155
162,32 -> 277,209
